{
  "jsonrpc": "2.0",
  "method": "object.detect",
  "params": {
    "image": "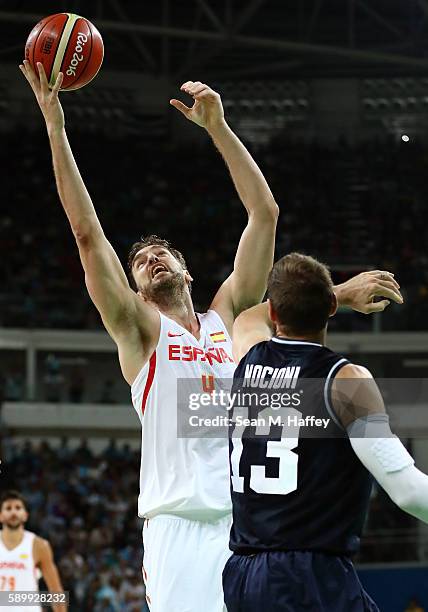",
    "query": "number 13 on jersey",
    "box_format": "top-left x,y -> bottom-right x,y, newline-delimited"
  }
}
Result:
230,406 -> 302,496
